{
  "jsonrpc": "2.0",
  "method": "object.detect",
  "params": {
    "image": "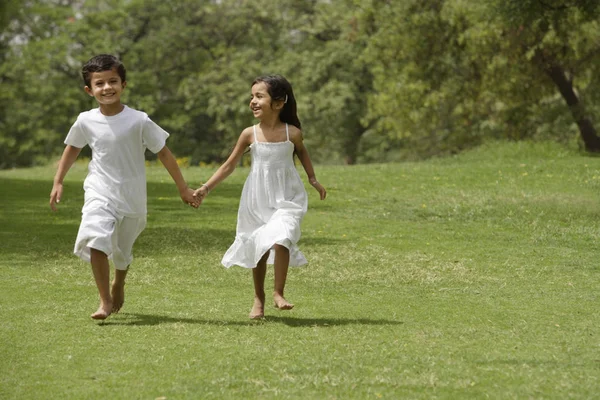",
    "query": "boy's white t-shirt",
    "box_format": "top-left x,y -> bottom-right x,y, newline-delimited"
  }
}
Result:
65,105 -> 169,217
